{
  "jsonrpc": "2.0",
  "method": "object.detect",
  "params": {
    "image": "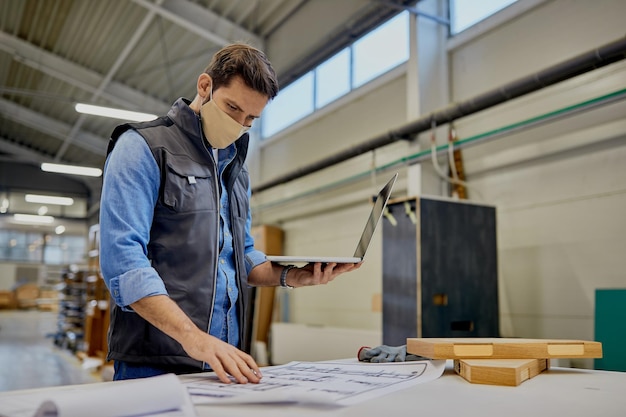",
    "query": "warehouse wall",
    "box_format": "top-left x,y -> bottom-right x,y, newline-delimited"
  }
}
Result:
447,0 -> 626,368
251,0 -> 626,364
